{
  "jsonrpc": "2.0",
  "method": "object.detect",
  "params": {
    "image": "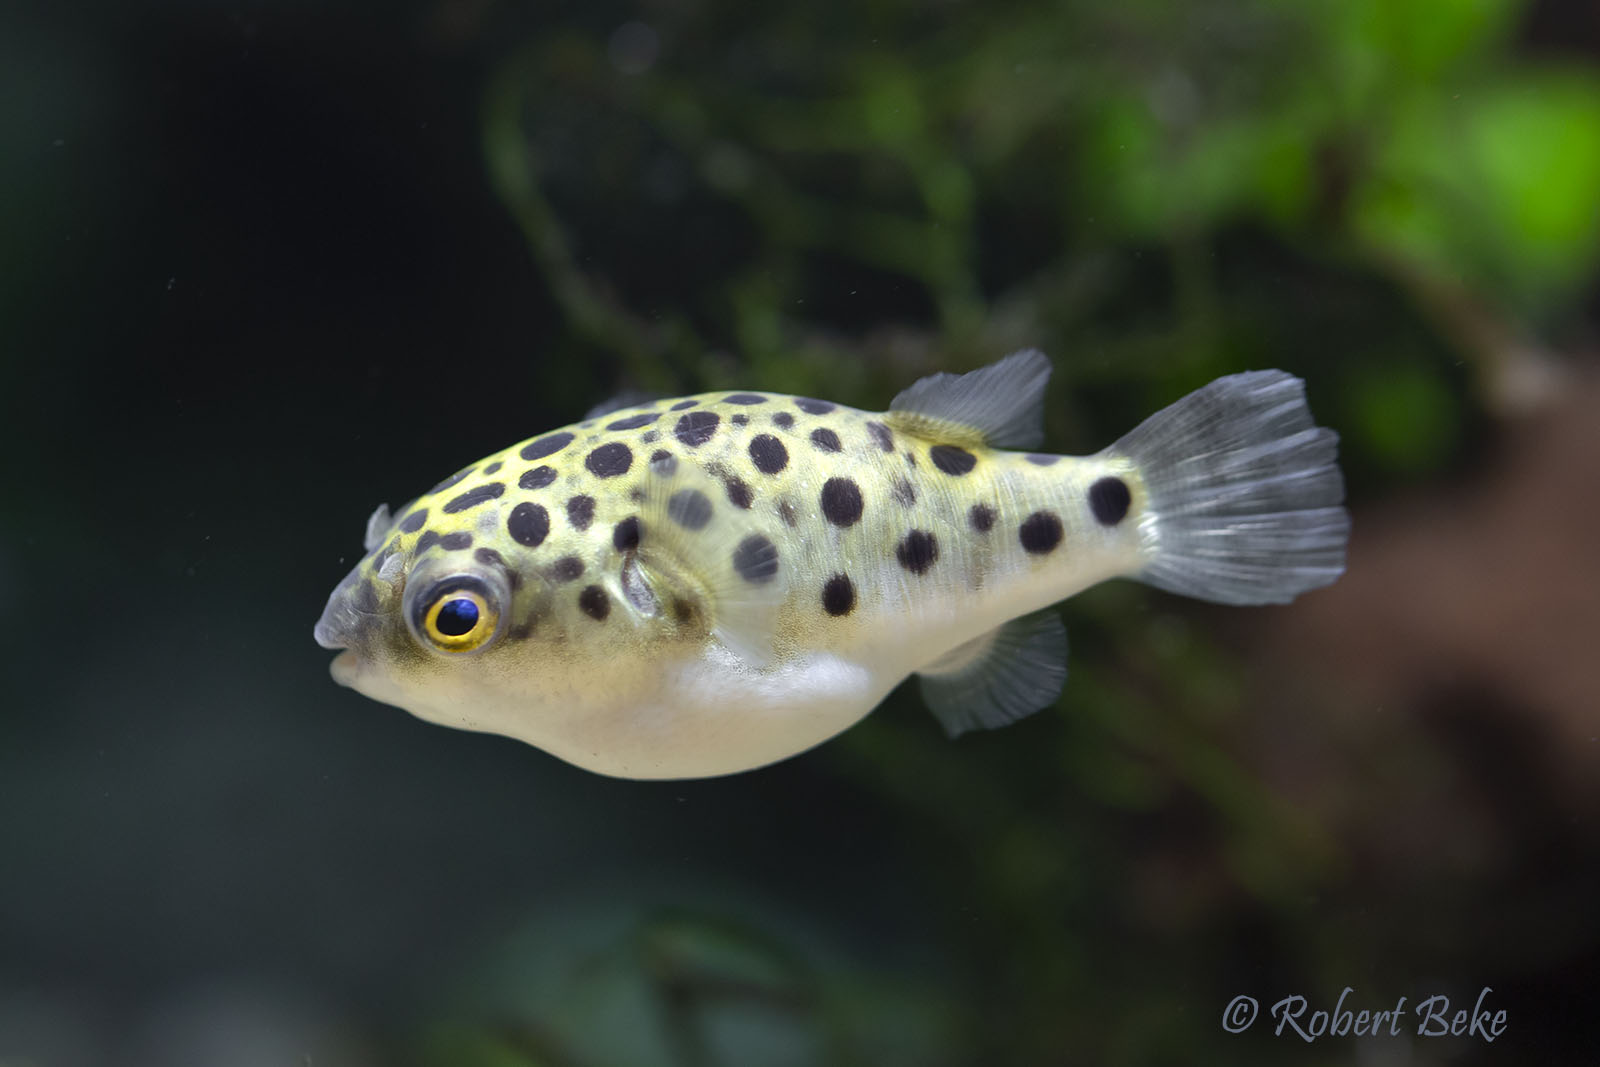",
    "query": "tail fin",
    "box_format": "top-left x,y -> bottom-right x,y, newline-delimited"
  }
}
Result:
1108,371 -> 1349,605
